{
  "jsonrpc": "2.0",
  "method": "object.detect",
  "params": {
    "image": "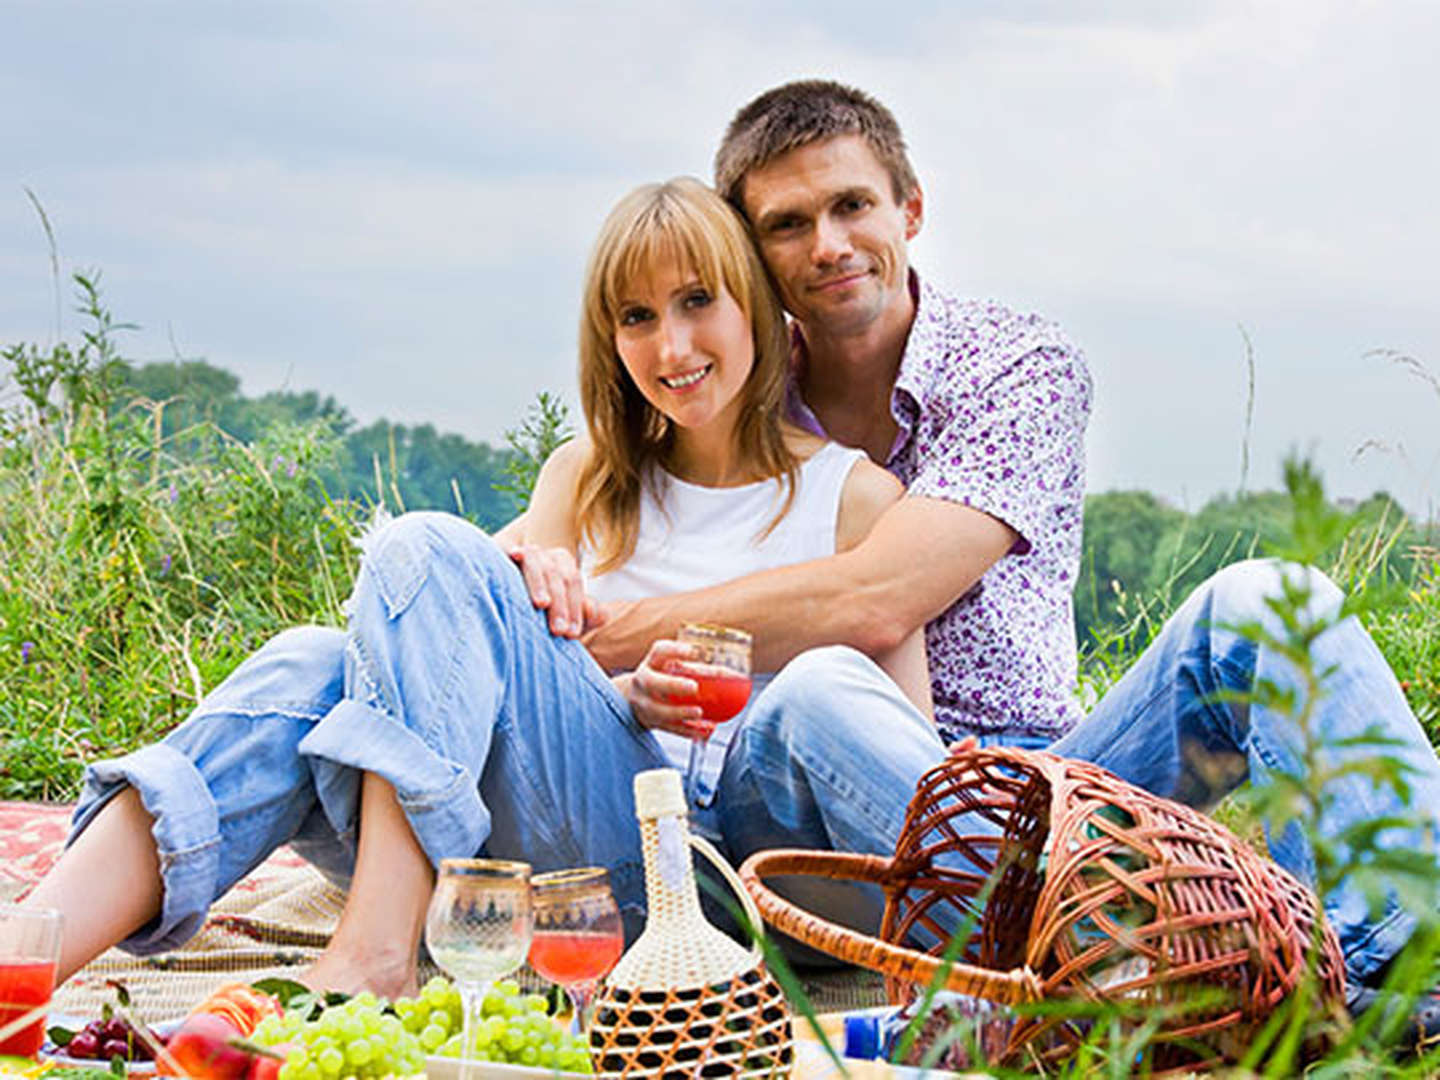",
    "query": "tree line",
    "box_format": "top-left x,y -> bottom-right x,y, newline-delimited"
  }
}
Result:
122,358 -> 524,530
